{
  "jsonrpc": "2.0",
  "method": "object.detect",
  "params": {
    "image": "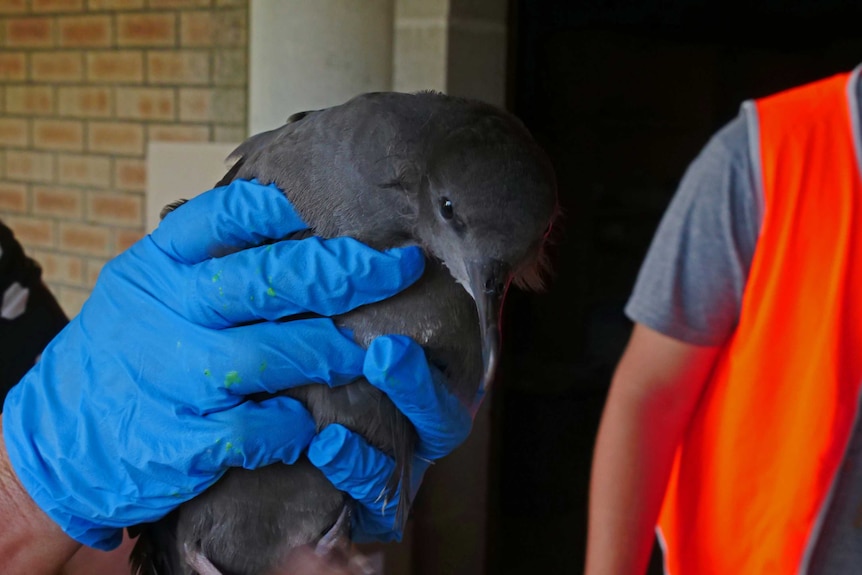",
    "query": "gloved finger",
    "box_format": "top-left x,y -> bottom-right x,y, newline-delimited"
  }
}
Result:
308,424 -> 401,542
151,179 -> 307,265
189,238 -> 425,327
200,319 -> 368,396
362,335 -> 473,460
201,395 -> 317,471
